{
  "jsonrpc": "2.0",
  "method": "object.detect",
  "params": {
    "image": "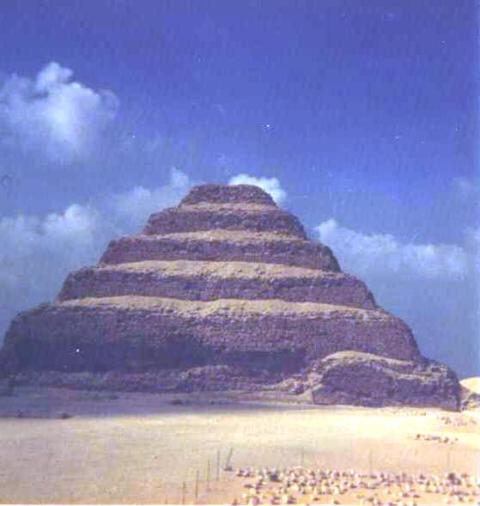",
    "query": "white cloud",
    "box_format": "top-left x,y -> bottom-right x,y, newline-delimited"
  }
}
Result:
110,168 -> 194,230
0,169 -> 193,339
453,176 -> 478,199
316,218 -> 469,280
0,204 -> 112,333
228,173 -> 287,204
316,219 -> 480,376
465,225 -> 480,279
0,62 -> 118,162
